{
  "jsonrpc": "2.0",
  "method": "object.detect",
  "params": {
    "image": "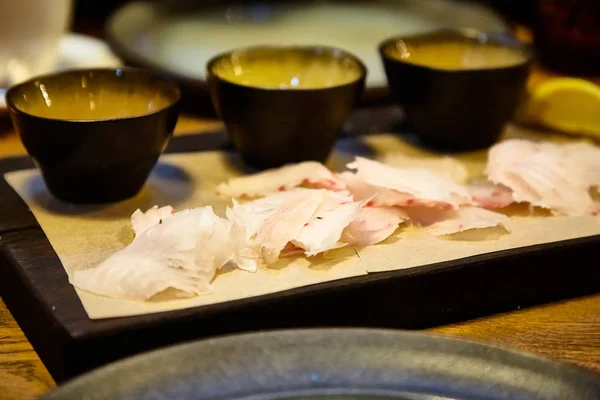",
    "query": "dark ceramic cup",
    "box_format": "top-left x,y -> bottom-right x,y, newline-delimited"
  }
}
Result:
207,46 -> 366,169
379,28 -> 533,151
6,68 -> 181,204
